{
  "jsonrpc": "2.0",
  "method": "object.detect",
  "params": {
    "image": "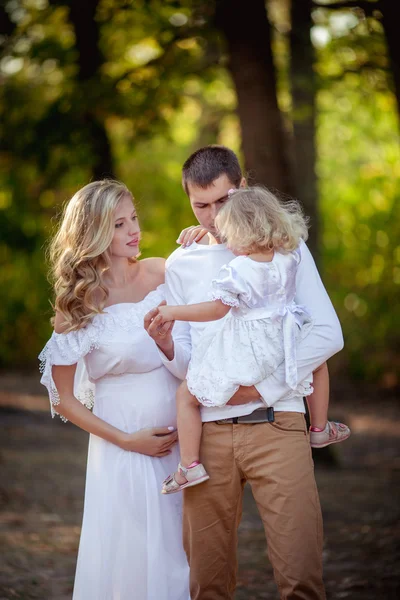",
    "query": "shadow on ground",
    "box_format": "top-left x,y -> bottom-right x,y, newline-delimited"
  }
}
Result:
0,376 -> 399,599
